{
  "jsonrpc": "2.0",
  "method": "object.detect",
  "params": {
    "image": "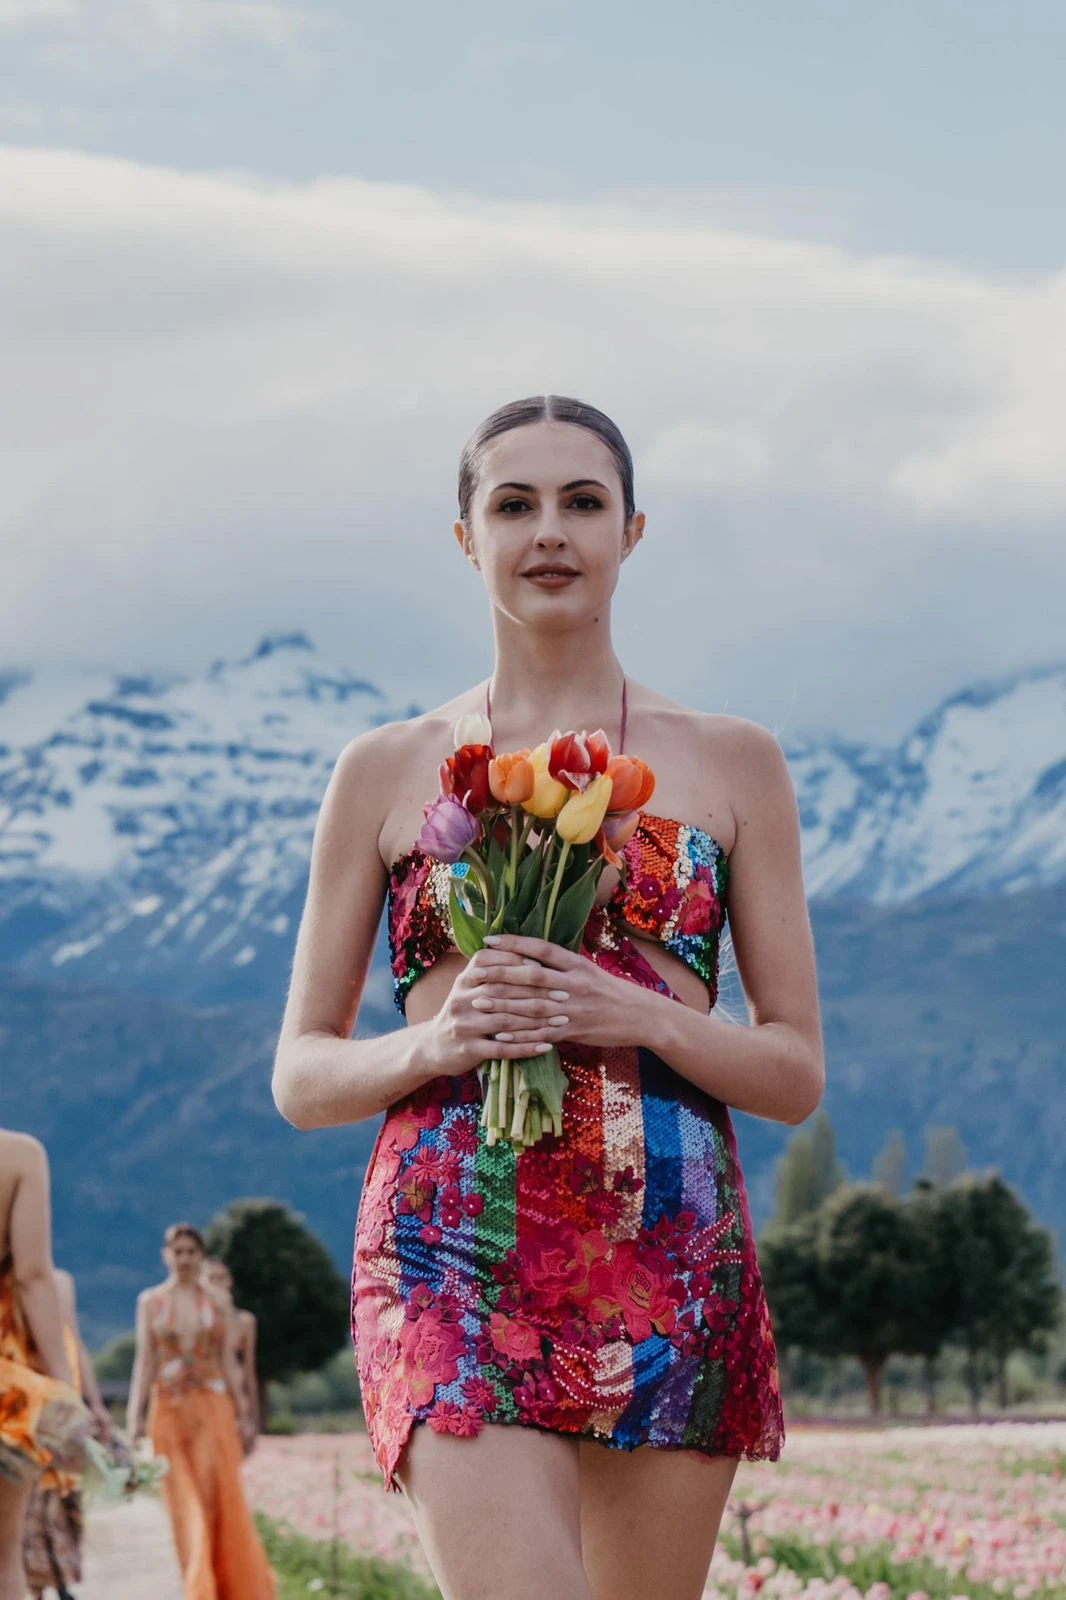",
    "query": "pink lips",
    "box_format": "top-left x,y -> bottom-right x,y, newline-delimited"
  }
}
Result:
523,568 -> 579,589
